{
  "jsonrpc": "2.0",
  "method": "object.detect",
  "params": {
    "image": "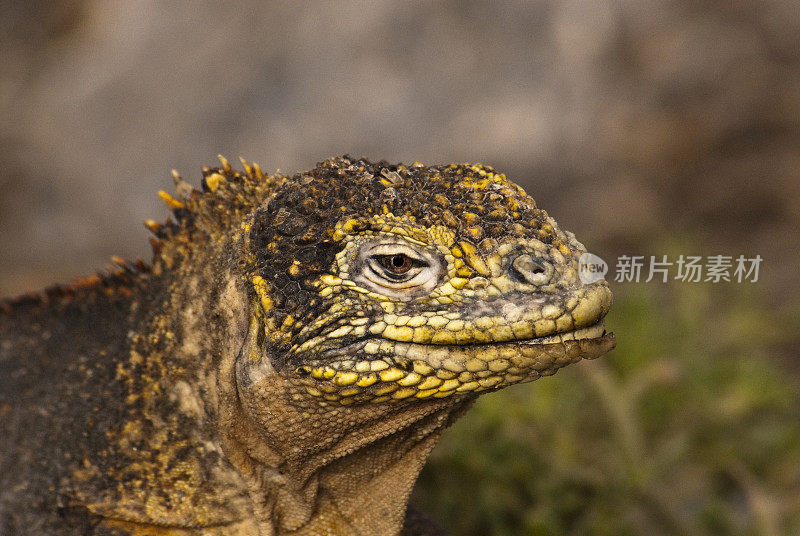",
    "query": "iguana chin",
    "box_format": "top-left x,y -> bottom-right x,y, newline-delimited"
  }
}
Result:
0,156 -> 614,536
